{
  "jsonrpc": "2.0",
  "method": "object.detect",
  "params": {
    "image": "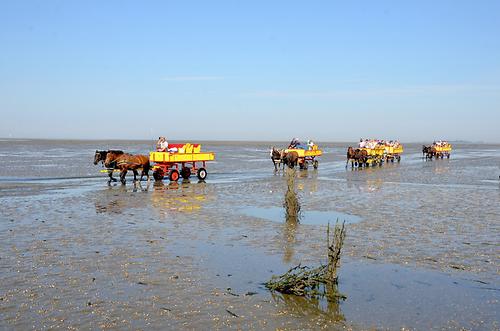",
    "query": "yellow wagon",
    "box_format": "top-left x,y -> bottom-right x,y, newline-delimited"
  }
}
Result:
150,143 -> 215,181
384,145 -> 404,162
434,144 -> 452,159
359,146 -> 386,166
284,147 -> 323,170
